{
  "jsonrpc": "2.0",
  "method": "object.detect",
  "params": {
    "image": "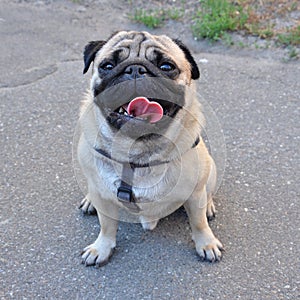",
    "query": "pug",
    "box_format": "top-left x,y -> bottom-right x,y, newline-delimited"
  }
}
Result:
77,31 -> 223,267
